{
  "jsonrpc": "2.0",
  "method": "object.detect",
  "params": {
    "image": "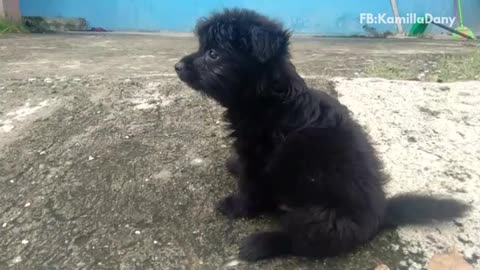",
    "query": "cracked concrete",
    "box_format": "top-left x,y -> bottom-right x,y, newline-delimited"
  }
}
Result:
0,34 -> 479,269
